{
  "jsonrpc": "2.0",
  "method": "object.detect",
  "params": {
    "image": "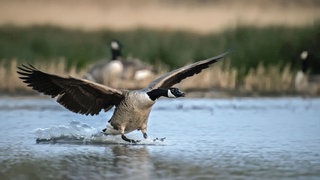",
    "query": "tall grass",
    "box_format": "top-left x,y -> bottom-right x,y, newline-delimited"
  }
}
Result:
243,64 -> 293,93
1,59 -> 310,96
0,59 -> 86,94
0,24 -> 319,95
